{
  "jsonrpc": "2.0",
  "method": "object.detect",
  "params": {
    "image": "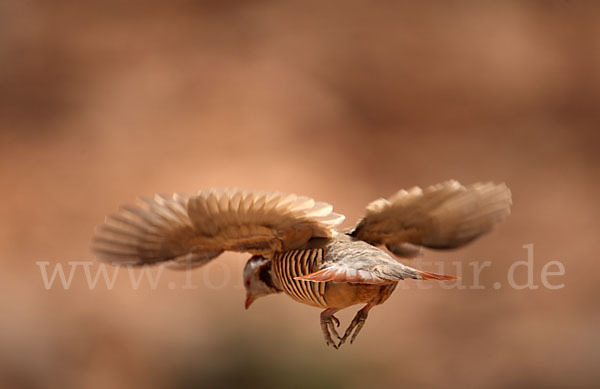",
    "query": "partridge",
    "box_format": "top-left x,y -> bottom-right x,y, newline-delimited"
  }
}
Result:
92,180 -> 511,348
